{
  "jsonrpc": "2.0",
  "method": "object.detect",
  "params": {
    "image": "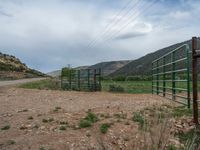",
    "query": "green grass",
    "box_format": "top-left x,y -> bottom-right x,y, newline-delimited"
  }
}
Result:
19,79 -> 60,90
102,81 -> 152,94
